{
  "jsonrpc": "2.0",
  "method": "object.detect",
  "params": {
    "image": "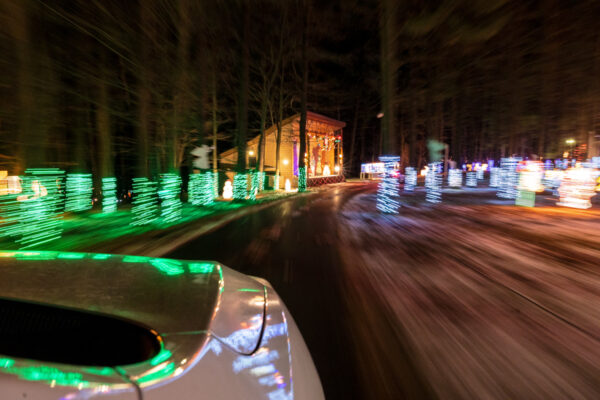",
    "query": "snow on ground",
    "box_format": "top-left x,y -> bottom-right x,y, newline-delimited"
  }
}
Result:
336,187 -> 600,399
